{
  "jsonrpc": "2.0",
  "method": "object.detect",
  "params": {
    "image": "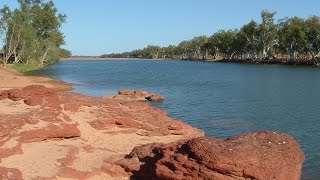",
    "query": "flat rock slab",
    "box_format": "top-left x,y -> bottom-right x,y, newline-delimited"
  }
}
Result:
0,85 -> 203,179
